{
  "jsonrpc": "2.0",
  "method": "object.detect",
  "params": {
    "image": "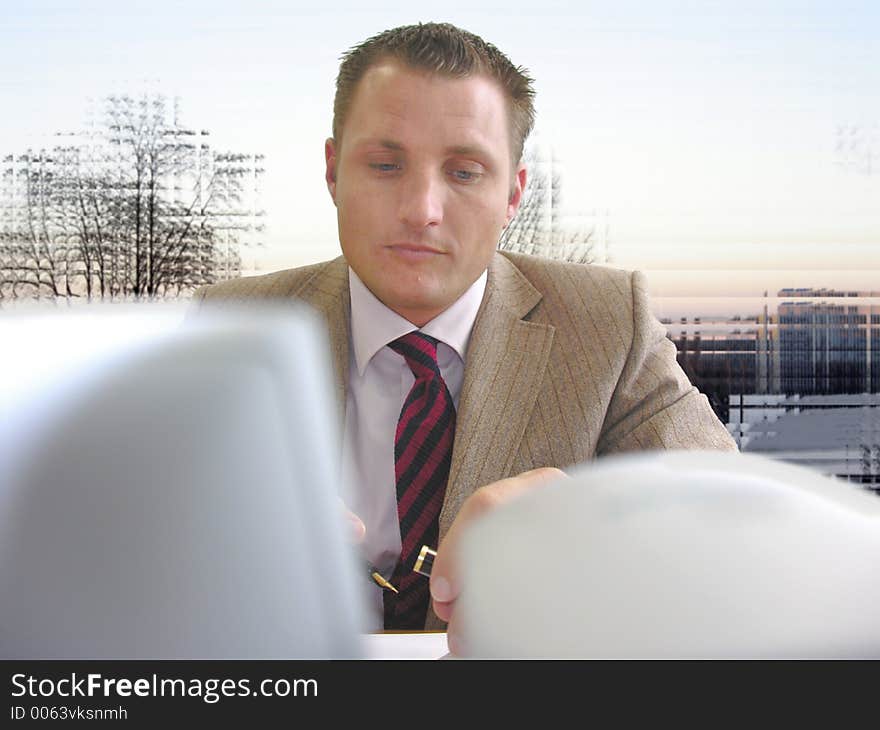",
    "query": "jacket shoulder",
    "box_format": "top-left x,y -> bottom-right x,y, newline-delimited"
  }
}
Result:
497,251 -> 636,318
193,258 -> 345,303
